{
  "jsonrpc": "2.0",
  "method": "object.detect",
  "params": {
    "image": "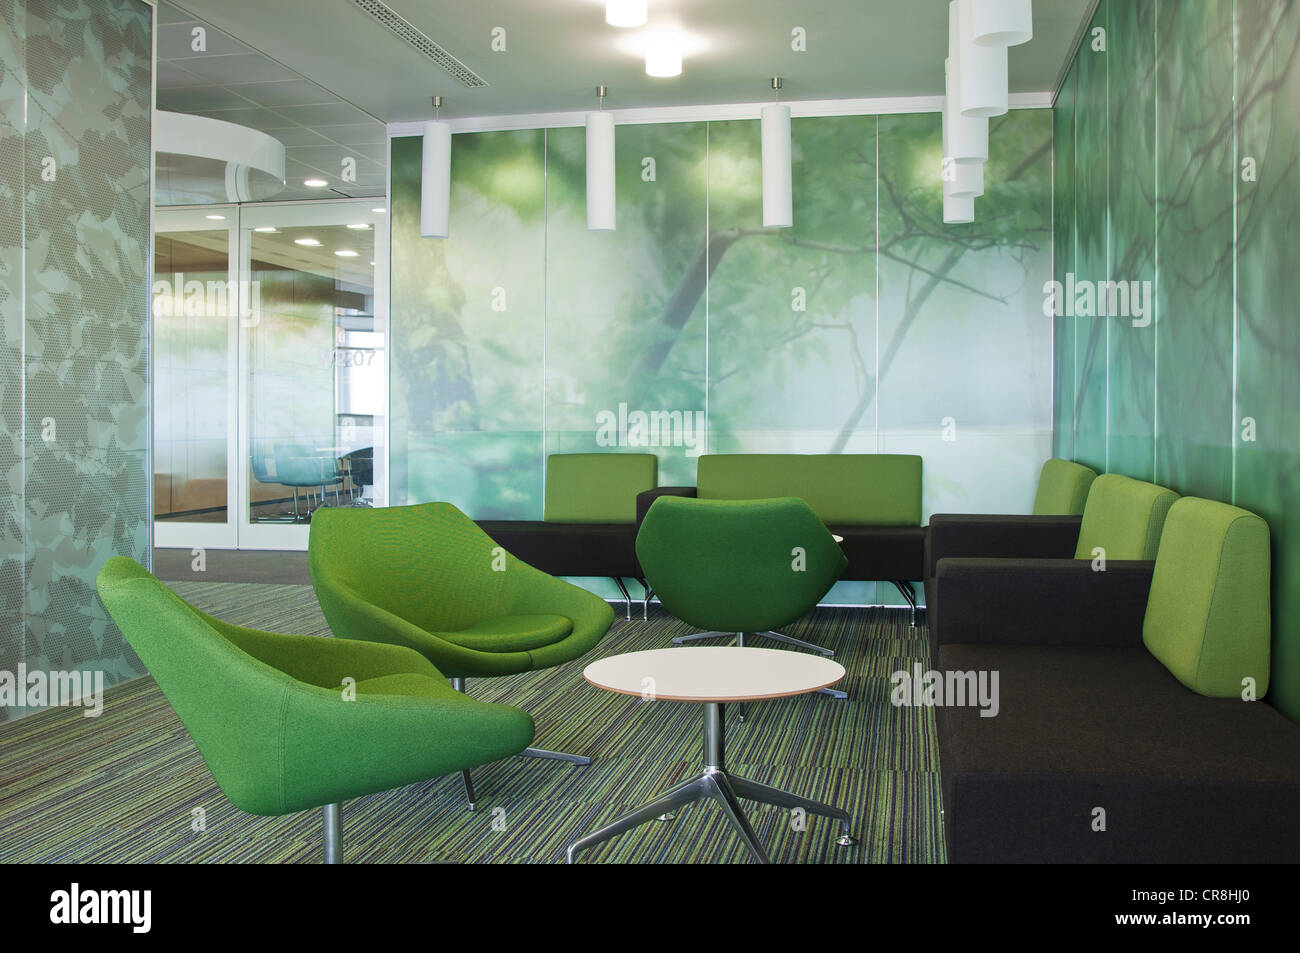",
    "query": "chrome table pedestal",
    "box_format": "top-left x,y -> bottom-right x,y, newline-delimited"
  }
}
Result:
566,701 -> 856,863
